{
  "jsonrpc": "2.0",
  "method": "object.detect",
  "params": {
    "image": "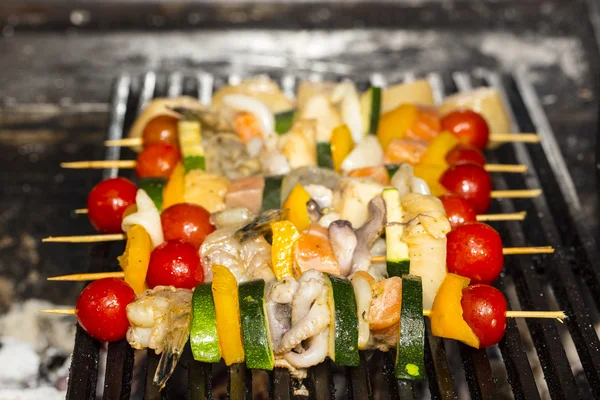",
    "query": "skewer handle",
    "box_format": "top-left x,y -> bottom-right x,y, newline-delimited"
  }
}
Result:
476,211 -> 526,222
489,133 -> 540,143
422,309 -> 565,320
491,189 -> 542,198
39,309 -> 77,315
48,271 -> 125,281
42,234 -> 126,243
60,160 -> 136,169
484,164 -> 528,173
105,137 -> 143,147
502,246 -> 555,255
